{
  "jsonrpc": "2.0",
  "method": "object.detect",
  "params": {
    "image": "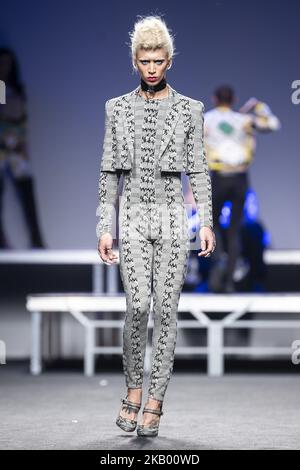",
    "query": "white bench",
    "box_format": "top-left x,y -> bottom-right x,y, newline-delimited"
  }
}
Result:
2,248 -> 300,295
26,292 -> 300,377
